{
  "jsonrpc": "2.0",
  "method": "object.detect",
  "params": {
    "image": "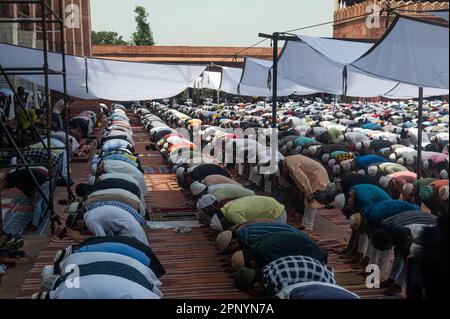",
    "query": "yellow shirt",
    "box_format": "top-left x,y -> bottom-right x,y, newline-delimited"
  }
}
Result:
221,196 -> 285,225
